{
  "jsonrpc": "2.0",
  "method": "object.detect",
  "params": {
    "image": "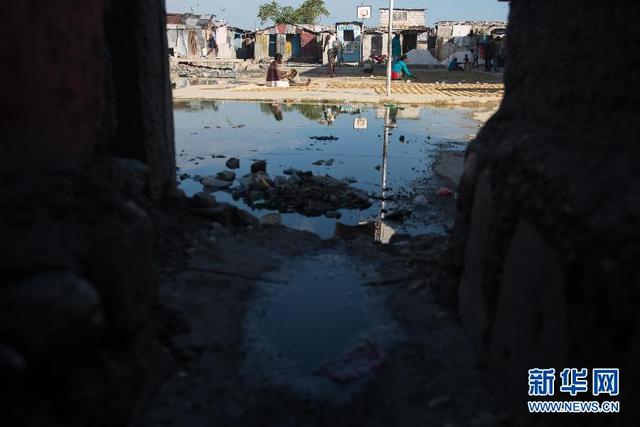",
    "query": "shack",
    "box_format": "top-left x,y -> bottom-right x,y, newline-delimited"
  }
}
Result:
254,23 -> 325,63
434,21 -> 507,61
361,8 -> 433,60
335,22 -> 363,63
166,13 -> 246,59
